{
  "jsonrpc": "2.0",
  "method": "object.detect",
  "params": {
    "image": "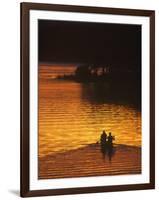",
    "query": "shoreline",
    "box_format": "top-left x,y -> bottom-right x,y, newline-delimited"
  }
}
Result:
38,143 -> 141,180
